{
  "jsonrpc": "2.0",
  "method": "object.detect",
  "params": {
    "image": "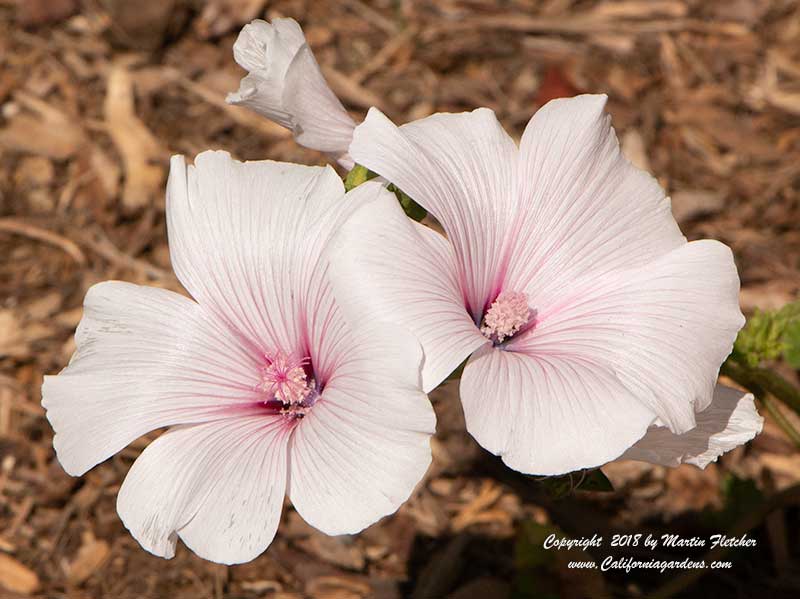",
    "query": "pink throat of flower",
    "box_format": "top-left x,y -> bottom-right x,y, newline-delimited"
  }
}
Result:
258,350 -> 315,419
480,291 -> 531,344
